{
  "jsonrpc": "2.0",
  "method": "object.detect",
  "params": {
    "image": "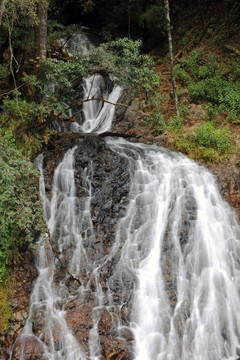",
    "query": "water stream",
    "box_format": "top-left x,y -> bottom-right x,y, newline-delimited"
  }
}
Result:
12,34 -> 240,360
